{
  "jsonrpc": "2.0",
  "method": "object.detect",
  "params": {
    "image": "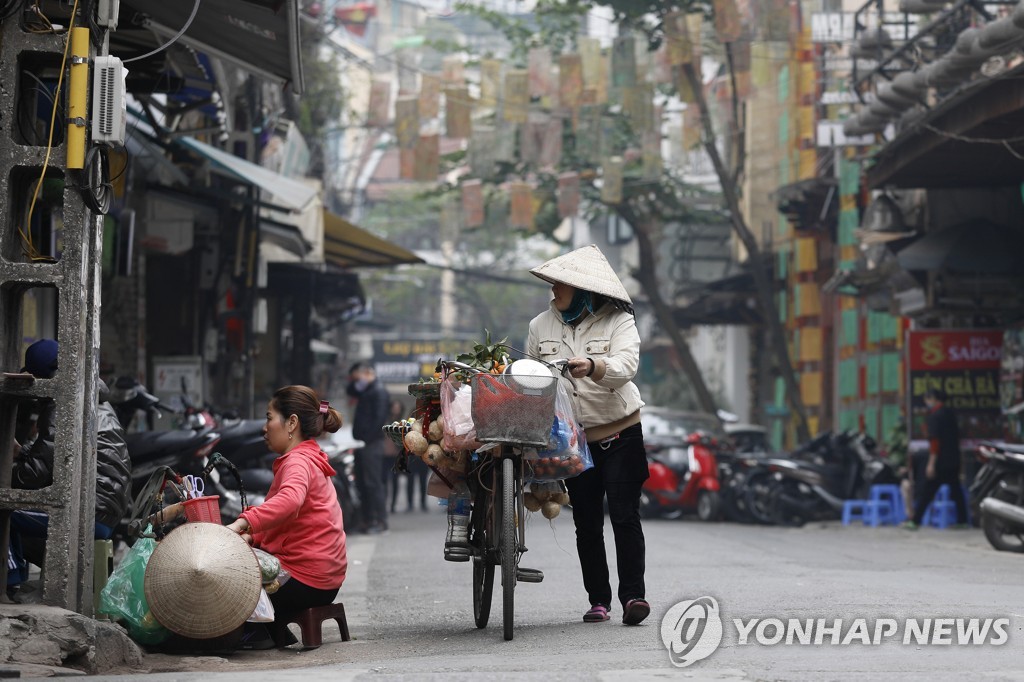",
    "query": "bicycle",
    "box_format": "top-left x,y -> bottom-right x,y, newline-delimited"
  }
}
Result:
437,357 -> 569,641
